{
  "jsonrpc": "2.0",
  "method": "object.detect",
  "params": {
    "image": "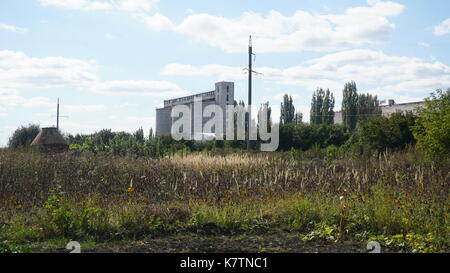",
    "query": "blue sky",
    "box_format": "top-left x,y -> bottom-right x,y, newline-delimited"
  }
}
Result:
1,0 -> 450,146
